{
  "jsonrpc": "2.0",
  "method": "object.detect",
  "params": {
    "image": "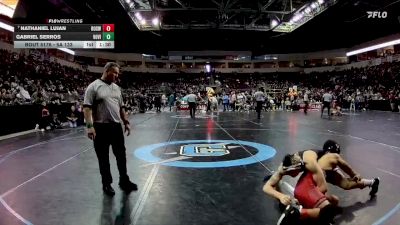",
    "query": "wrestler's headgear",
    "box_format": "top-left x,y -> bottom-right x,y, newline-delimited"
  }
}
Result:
282,153 -> 305,172
323,140 -> 341,154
